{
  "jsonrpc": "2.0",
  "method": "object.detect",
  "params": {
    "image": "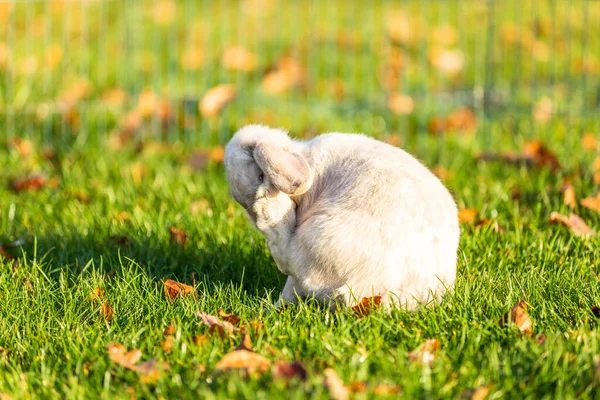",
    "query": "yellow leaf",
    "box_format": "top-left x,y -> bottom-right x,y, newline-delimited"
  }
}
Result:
199,84 -> 237,117
499,300 -> 533,335
222,46 -> 257,72
215,349 -> 271,374
387,94 -> 414,115
458,208 -> 478,224
582,133 -> 598,152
